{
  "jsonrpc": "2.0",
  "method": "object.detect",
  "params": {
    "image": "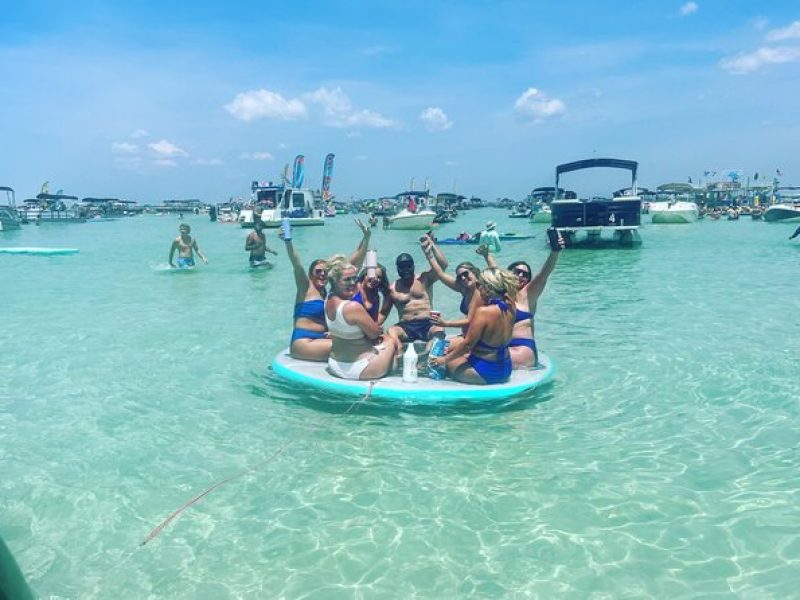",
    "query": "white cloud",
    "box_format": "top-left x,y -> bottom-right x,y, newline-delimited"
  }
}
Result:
153,159 -> 178,168
445,160 -> 458,167
195,158 -> 223,166
148,139 -> 188,157
239,151 -> 274,161
513,88 -> 566,121
766,21 -> 800,42
753,17 -> 769,32
419,107 -> 453,132
112,142 -> 139,154
114,156 -> 142,168
679,2 -> 698,16
130,129 -> 149,139
304,87 -> 396,128
720,46 -> 800,74
224,89 -> 308,122
354,155 -> 368,161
